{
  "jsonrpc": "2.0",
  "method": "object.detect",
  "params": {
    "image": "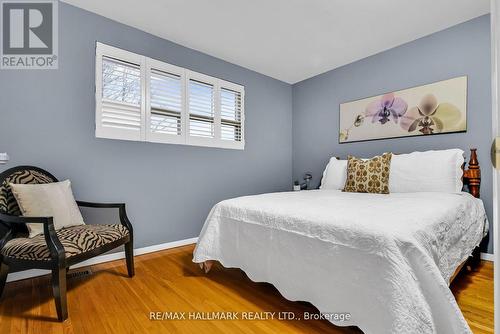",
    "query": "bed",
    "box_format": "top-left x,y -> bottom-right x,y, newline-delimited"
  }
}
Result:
193,149 -> 488,334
